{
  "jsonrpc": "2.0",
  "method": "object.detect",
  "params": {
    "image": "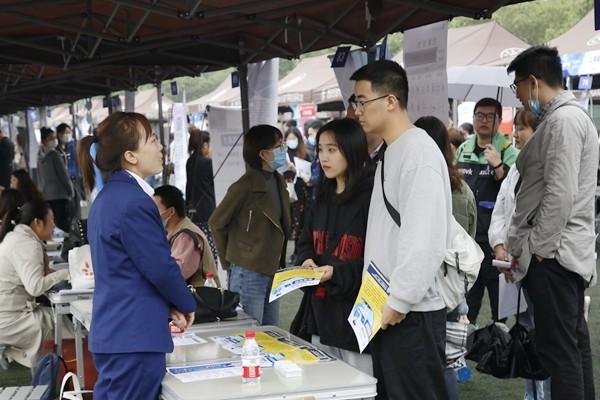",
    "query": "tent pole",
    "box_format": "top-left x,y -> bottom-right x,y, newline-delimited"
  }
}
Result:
157,82 -> 167,184
71,102 -> 77,139
239,64 -> 250,133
